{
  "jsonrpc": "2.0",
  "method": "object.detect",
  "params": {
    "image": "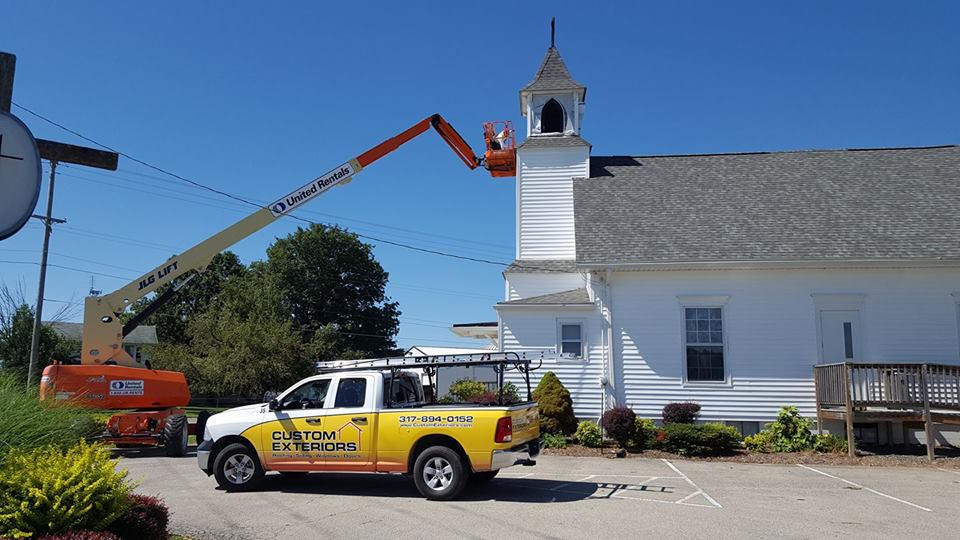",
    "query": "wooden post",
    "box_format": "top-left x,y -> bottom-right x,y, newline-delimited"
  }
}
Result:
814,367 -> 823,433
843,363 -> 856,457
921,364 -> 935,461
0,52 -> 14,113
